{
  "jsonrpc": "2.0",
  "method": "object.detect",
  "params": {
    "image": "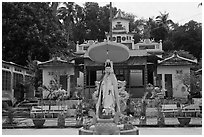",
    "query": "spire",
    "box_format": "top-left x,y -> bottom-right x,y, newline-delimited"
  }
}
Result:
113,9 -> 128,20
